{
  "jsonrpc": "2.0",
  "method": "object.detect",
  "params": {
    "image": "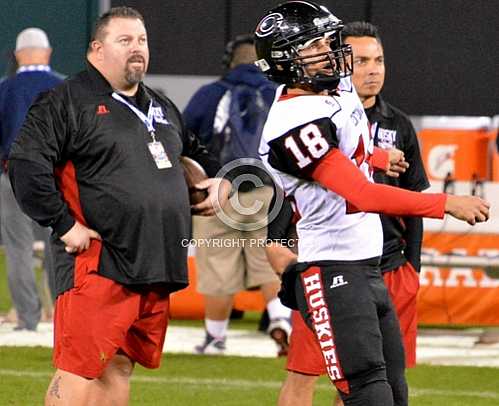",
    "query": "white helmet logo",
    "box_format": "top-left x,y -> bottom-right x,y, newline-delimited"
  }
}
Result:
255,13 -> 283,38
